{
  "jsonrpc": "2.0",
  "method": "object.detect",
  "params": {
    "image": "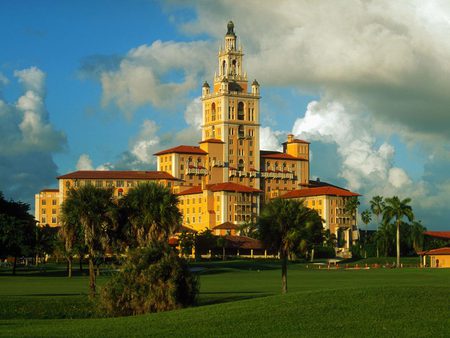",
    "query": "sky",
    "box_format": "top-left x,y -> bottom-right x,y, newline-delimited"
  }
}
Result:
0,0 -> 449,230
